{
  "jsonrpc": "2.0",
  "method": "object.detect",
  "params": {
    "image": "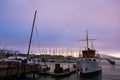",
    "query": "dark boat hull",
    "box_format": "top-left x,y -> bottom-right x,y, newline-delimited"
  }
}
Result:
106,59 -> 115,65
